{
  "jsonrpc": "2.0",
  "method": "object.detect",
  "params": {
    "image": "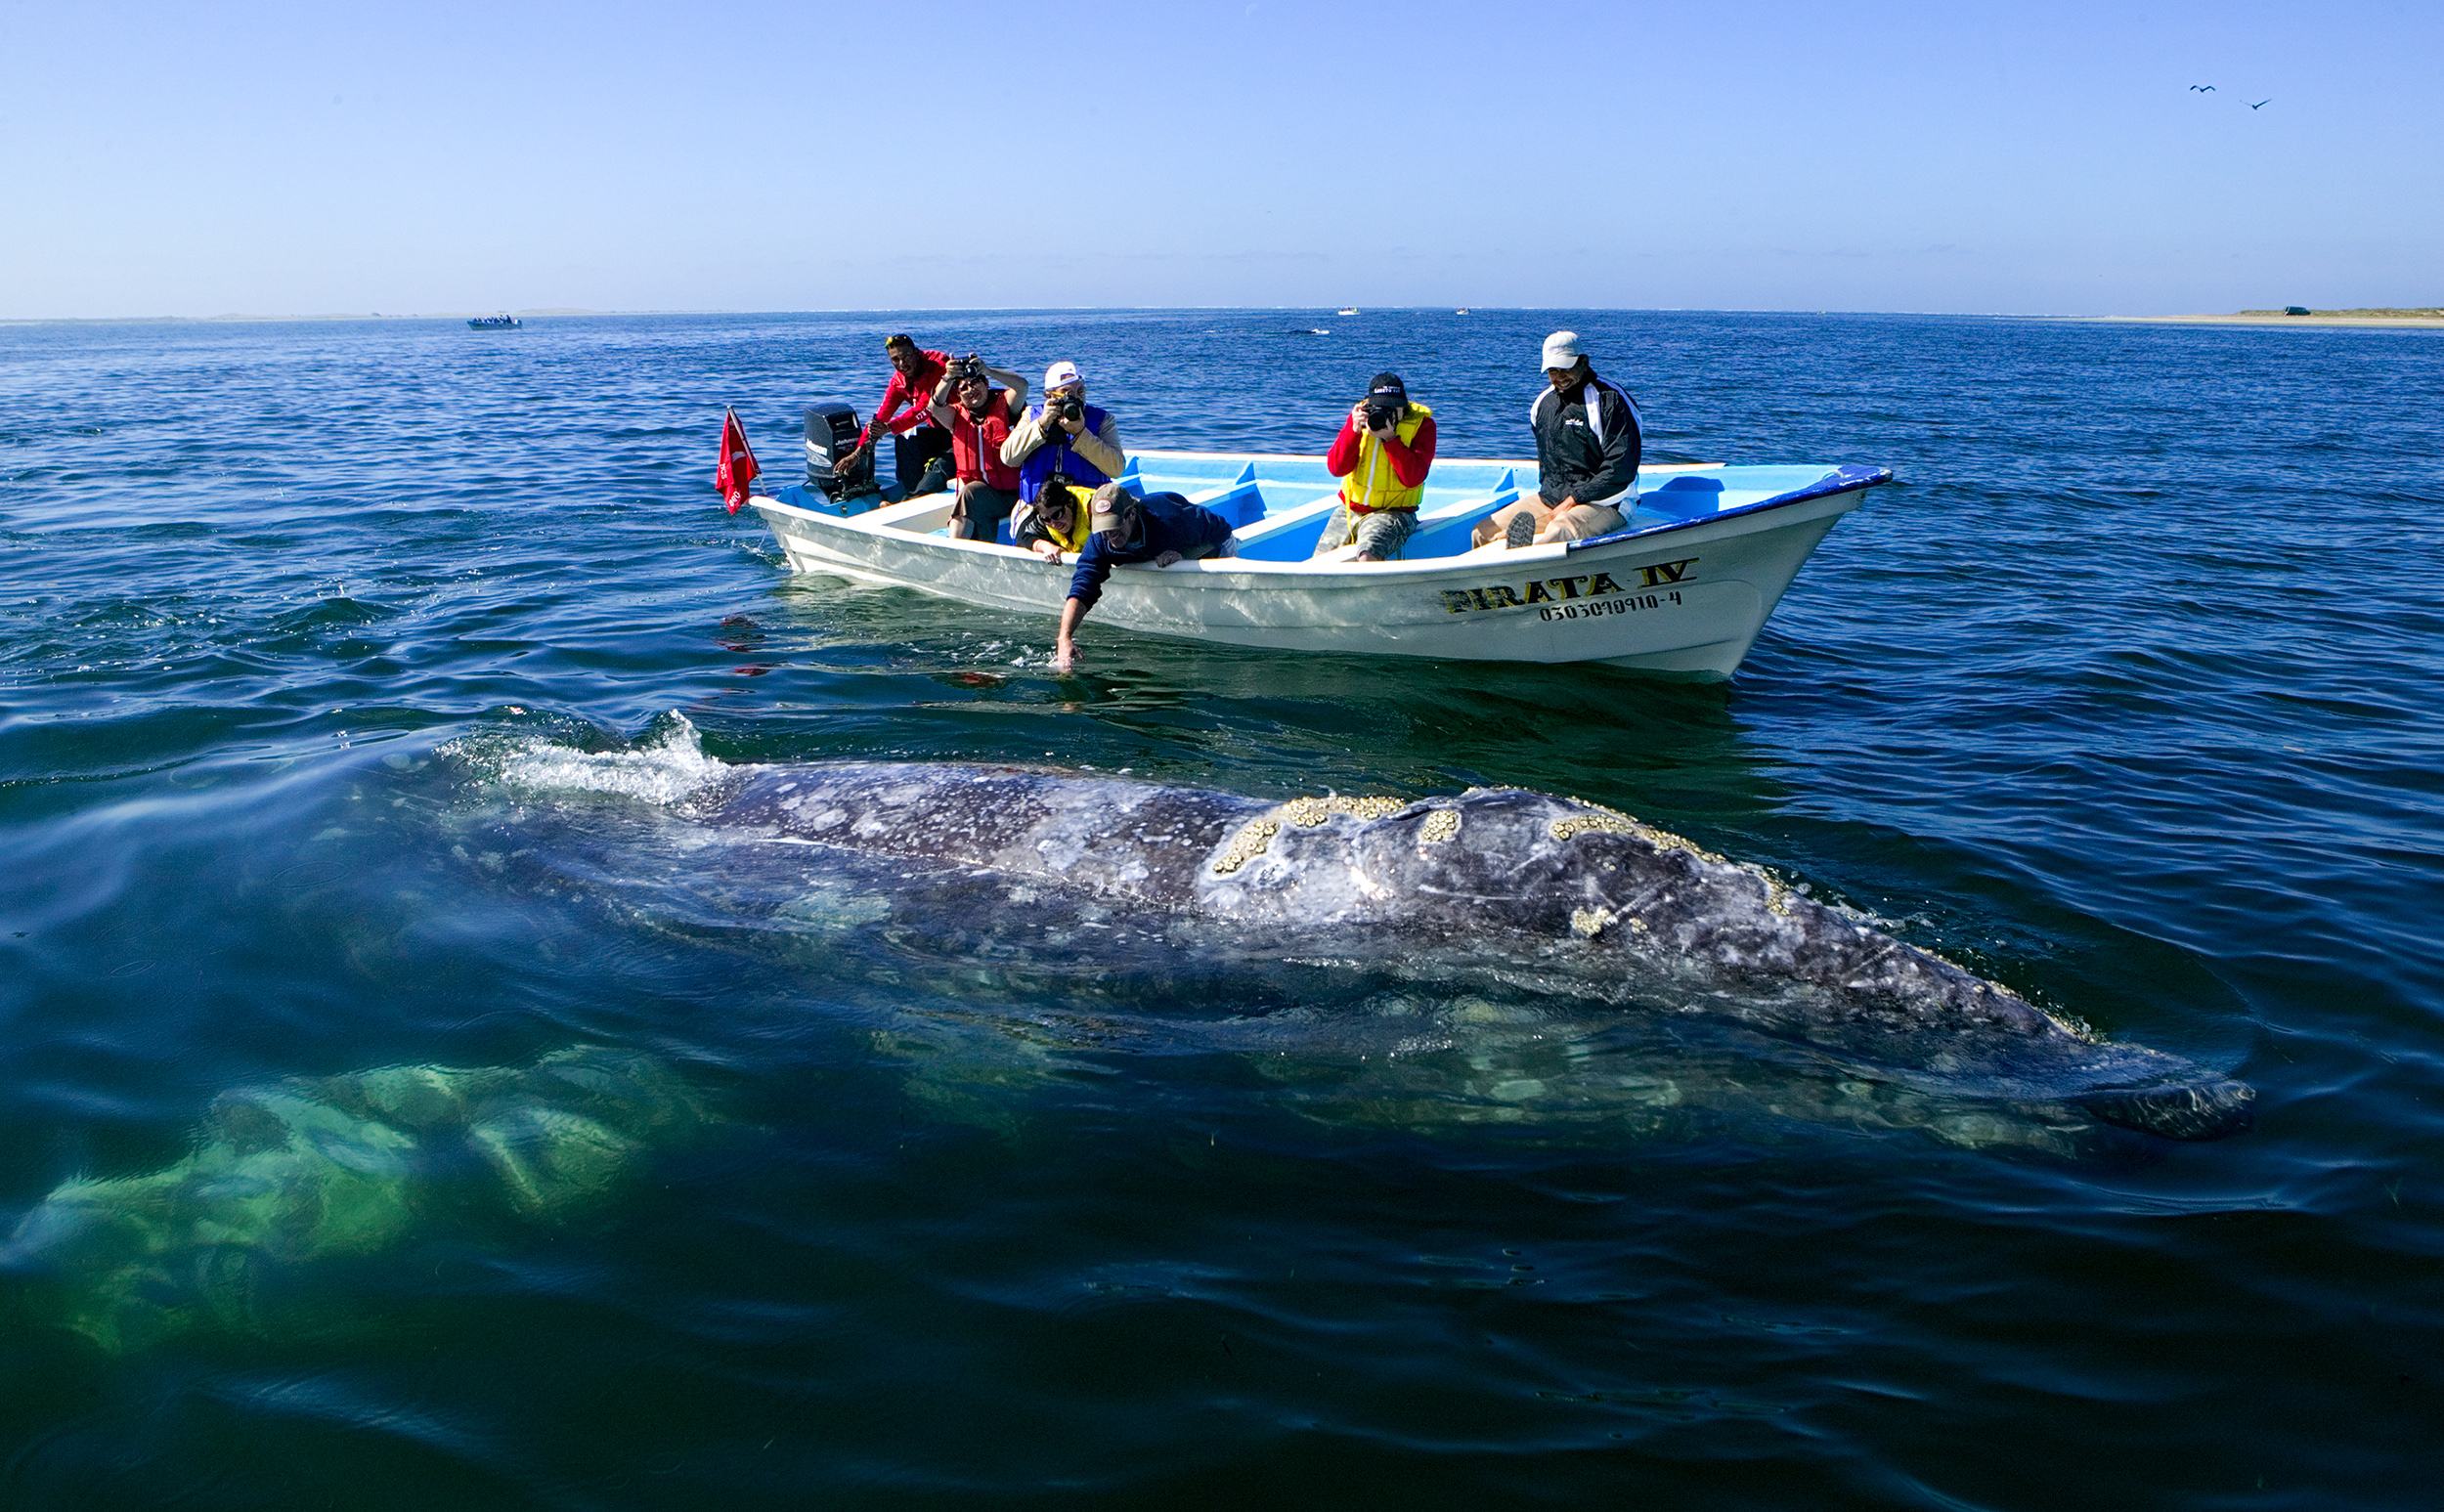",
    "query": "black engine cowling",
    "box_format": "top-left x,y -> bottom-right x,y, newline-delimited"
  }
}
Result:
804,403 -> 878,501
